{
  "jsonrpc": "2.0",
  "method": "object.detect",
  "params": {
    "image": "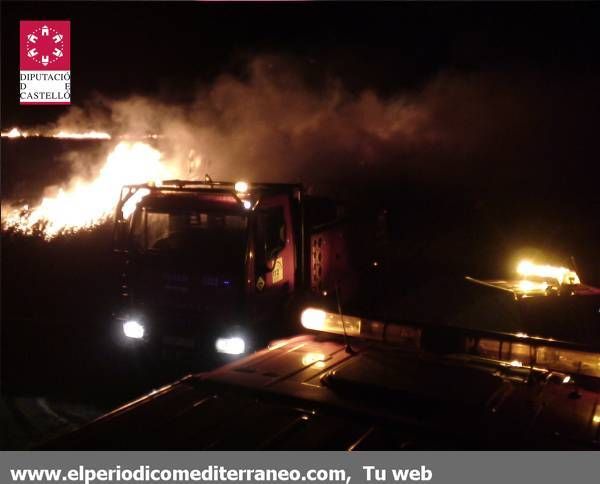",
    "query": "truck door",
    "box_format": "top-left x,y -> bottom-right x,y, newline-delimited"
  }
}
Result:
249,194 -> 296,331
